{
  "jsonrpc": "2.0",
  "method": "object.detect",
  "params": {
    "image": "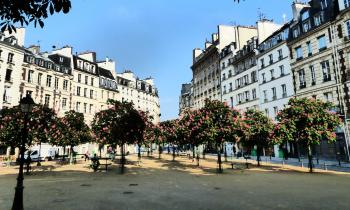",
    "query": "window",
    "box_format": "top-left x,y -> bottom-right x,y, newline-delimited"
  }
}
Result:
84,88 -> 87,97
62,98 -> 67,109
345,0 -> 350,8
263,90 -> 267,102
306,41 -> 312,55
279,65 -> 285,76
63,80 -> 68,90
324,92 -> 333,102
260,58 -> 265,68
295,46 -> 303,60
252,89 -> 256,99
318,35 -> 327,50
44,94 -> 50,106
55,77 -> 59,89
38,73 -> 42,85
278,49 -> 283,60
293,28 -> 299,38
272,87 -> 277,100
314,14 -> 323,26
78,74 -> 81,83
91,78 -> 94,86
269,54 -> 273,64
298,69 -> 306,88
281,84 -> 287,97
320,0 -> 328,10
85,76 -> 88,84
310,65 -> 316,85
222,73 -> 226,81
265,108 -> 269,116
251,71 -> 257,82
28,70 -> 34,83
7,53 -> 14,63
84,103 -> 87,113
90,90 -> 94,99
59,57 -> 64,63
46,75 -> 52,87
346,20 -> 350,38
303,21 -> 310,32
76,102 -> 81,112
301,11 -> 309,21
77,86 -> 81,96
270,69 -> 275,80
89,104 -> 93,114
321,61 -> 331,82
